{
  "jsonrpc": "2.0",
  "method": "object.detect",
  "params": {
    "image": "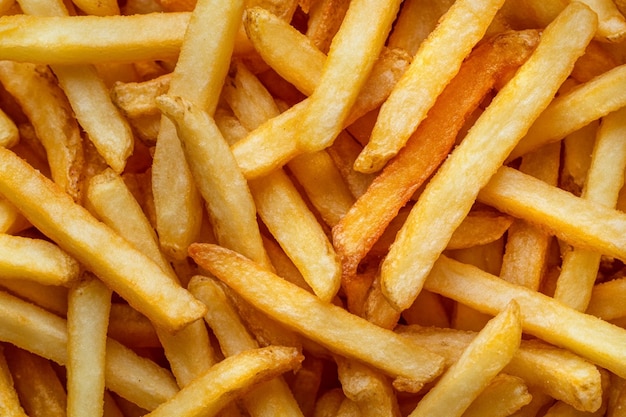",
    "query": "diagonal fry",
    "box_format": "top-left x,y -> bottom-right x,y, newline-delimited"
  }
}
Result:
0,147 -> 206,331
332,29 -> 540,281
424,254 -> 626,379
144,346 -> 304,417
408,301 -> 522,417
380,3 -> 598,312
188,243 -> 445,391
355,0 -> 507,172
